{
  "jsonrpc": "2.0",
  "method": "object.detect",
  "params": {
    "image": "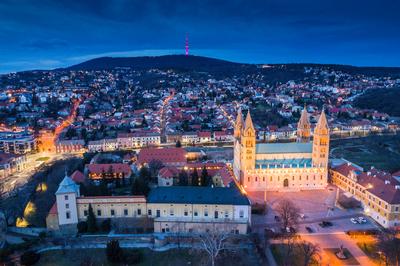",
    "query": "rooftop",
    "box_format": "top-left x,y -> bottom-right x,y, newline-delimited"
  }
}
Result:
147,185 -> 250,206
256,142 -> 312,154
